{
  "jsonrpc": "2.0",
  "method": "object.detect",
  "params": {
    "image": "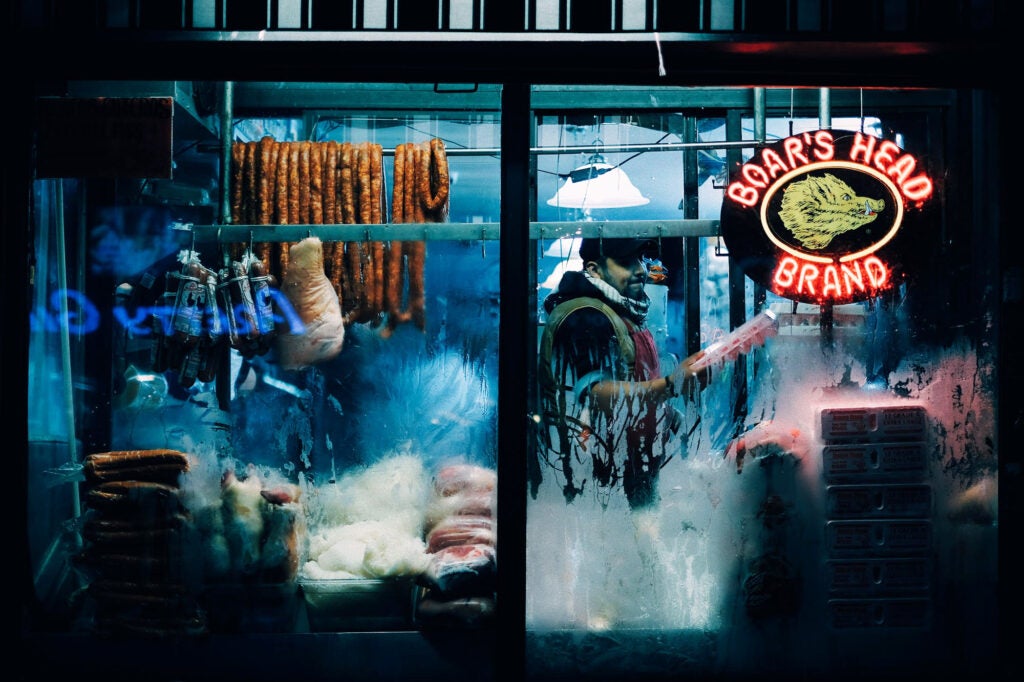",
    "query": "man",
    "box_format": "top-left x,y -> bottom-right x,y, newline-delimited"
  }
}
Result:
537,237 -> 708,510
